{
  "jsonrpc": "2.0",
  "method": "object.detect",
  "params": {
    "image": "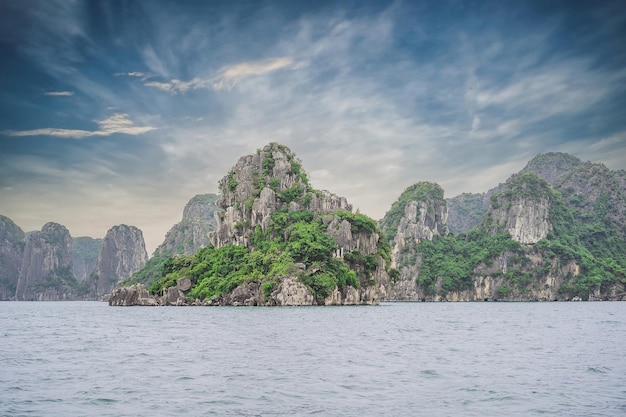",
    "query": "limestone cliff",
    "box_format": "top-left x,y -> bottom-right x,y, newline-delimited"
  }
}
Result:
155,194 -> 220,257
385,156 -> 625,302
379,182 -> 447,301
446,193 -> 489,235
119,142 -> 390,306
72,237 -> 101,283
208,143 -> 387,305
15,222 -> 82,301
209,143 -> 350,249
94,225 -> 148,296
0,215 -> 25,300
446,152 -> 583,234
481,173 -> 554,244
521,152 -> 584,186
554,162 -> 626,240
